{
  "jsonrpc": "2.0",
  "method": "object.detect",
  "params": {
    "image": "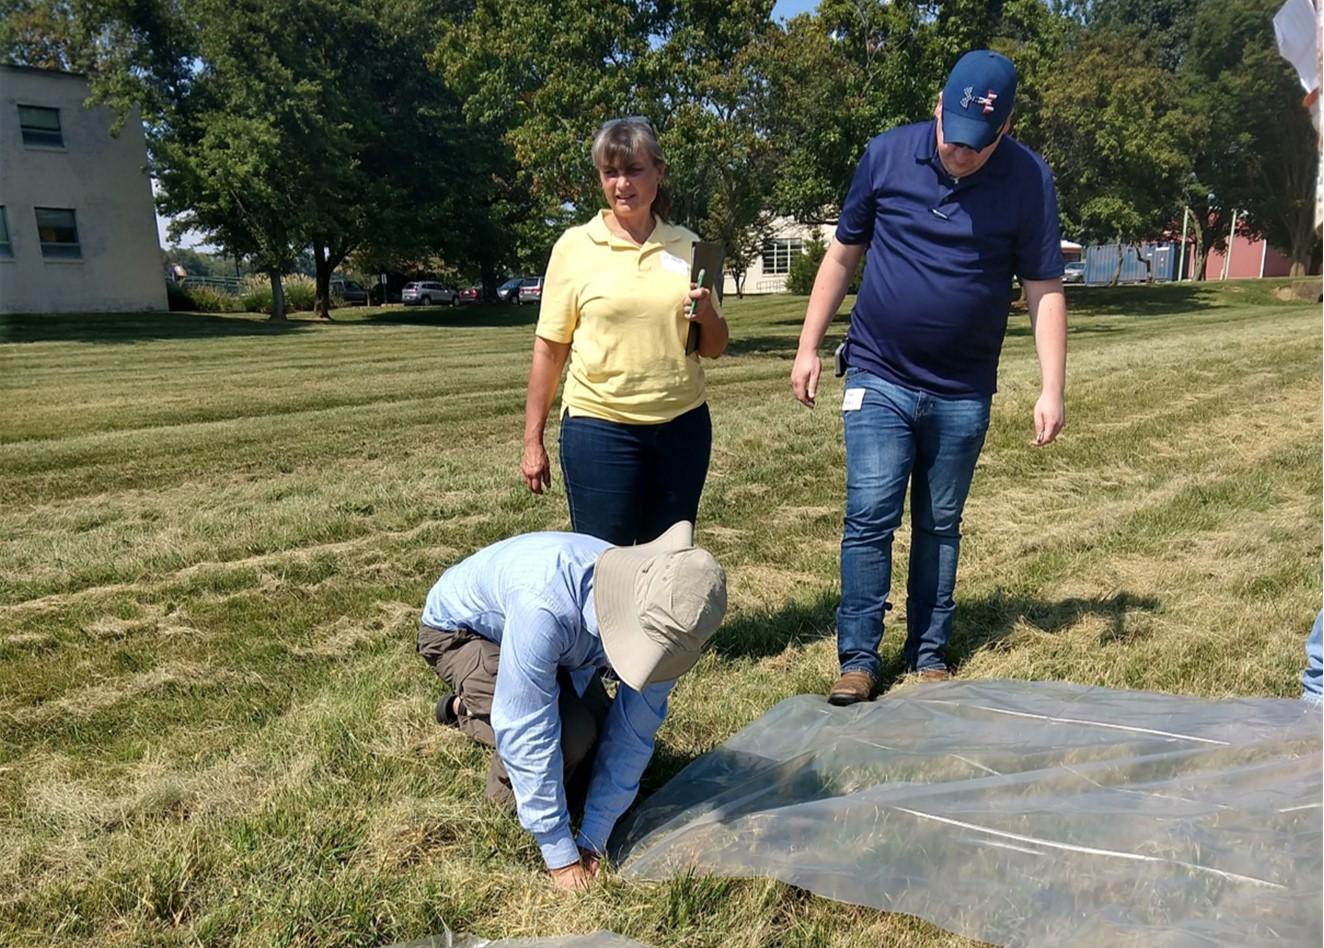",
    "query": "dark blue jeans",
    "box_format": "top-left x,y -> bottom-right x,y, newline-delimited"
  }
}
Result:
558,403 -> 711,545
838,368 -> 990,677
